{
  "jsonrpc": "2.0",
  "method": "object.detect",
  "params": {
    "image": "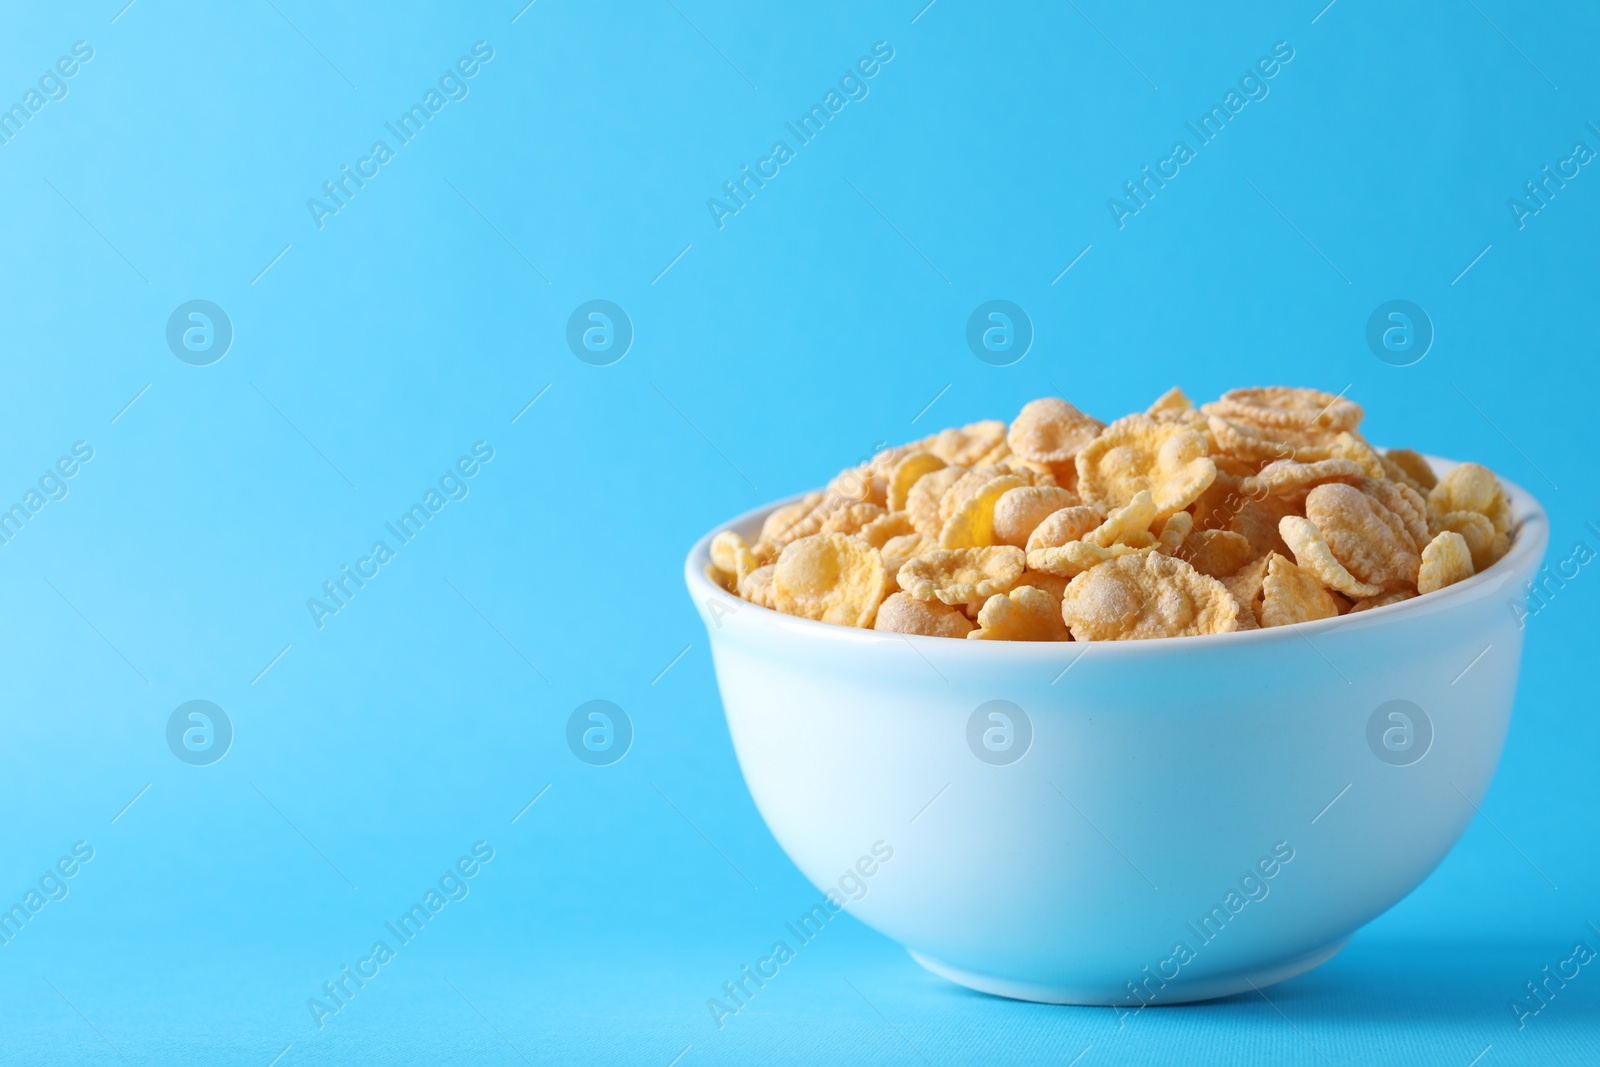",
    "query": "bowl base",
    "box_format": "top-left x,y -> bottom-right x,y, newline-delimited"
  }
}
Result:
909,938 -> 1350,1006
